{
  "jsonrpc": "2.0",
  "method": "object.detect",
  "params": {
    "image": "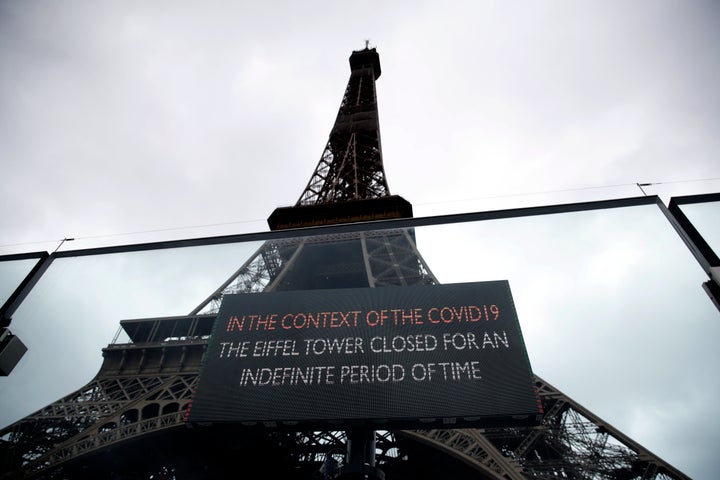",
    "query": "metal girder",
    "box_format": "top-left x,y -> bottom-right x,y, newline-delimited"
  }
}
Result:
1,371 -> 198,479
190,228 -> 437,315
400,429 -> 525,479
298,49 -> 389,206
480,375 -> 690,480
361,229 -> 438,287
190,239 -> 301,315
0,348 -> 691,479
